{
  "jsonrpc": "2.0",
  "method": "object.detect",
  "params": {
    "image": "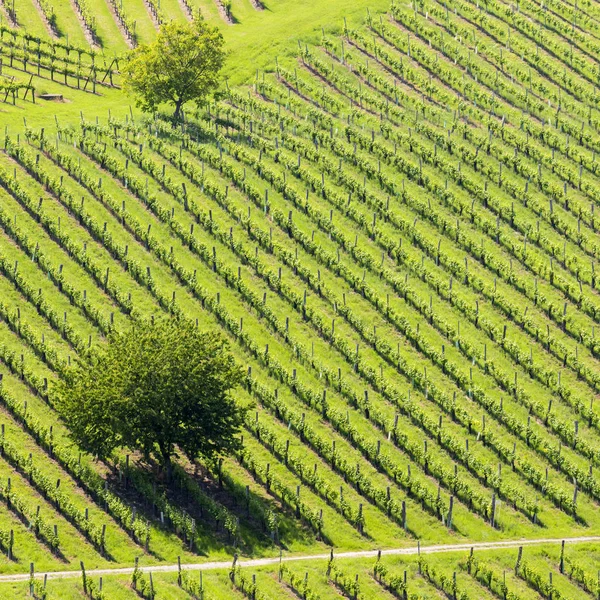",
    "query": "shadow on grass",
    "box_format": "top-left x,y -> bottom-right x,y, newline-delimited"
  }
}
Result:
107,456 -> 322,561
